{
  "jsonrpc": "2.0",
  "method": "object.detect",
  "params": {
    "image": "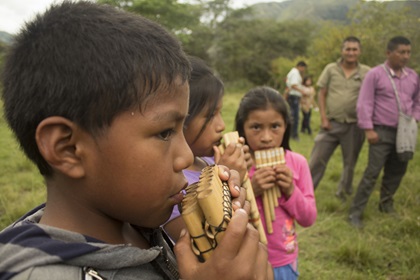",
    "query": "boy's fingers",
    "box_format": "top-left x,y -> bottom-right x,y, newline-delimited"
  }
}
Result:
217,166 -> 241,198
213,146 -> 221,164
253,243 -> 270,280
213,208 -> 249,260
174,229 -> 199,279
